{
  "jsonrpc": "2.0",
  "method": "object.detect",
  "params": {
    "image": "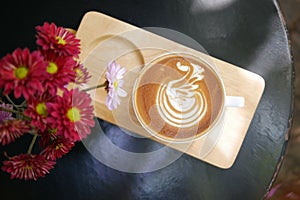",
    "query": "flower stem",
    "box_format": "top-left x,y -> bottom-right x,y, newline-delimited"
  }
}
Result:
83,82 -> 107,92
5,95 -> 23,109
27,133 -> 38,154
0,106 -> 30,121
0,106 -> 21,115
